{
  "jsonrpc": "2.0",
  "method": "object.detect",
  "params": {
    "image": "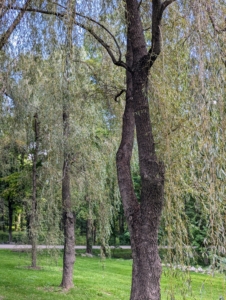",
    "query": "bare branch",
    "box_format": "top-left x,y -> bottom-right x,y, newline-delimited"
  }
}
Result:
147,0 -> 176,68
114,89 -> 126,102
3,5 -> 130,71
0,0 -> 18,19
161,0 -> 176,13
76,12 -> 123,62
206,4 -> 226,34
51,1 -> 123,60
0,0 -> 32,50
143,26 -> 151,31
52,2 -> 67,10
4,5 -> 64,17
0,4 -> 9,19
137,0 -> 143,10
74,20 -> 129,71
